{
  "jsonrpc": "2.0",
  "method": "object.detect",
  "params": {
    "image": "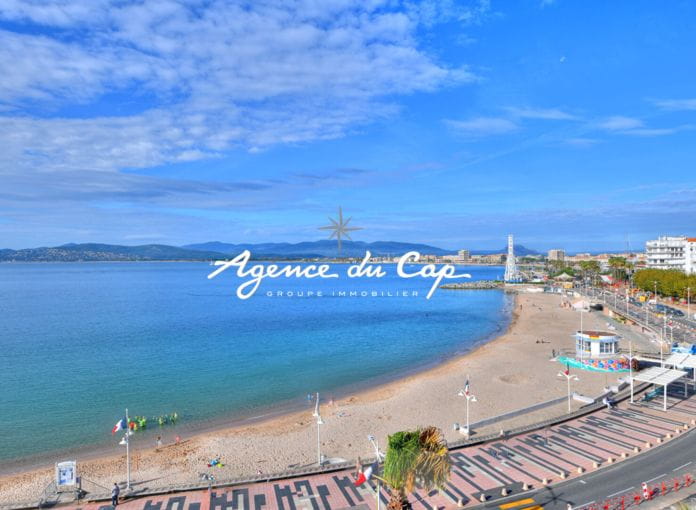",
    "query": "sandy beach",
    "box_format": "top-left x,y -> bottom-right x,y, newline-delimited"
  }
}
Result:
0,290 -> 652,505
